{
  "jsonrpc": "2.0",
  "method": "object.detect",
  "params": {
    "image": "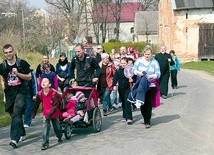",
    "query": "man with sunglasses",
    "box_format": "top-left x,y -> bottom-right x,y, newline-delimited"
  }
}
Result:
0,44 -> 31,148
